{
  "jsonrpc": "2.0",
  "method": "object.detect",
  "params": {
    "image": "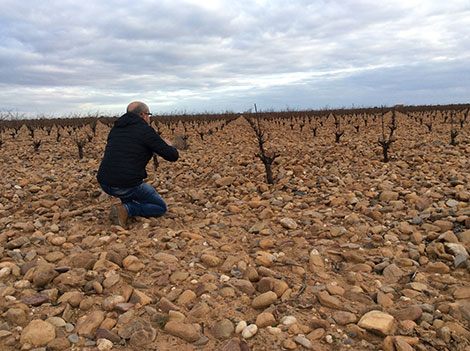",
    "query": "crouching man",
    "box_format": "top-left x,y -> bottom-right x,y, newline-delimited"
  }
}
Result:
97,101 -> 179,228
